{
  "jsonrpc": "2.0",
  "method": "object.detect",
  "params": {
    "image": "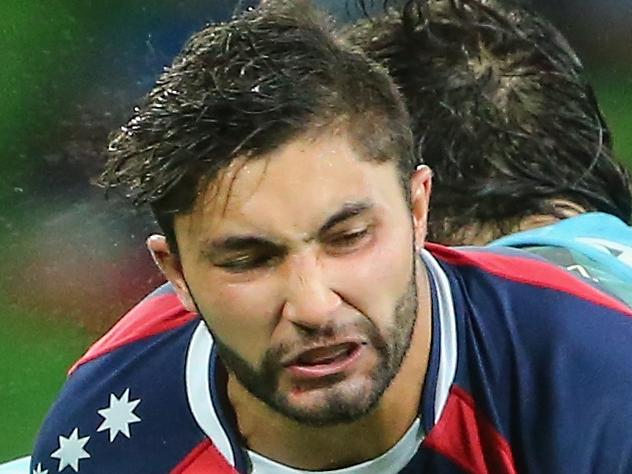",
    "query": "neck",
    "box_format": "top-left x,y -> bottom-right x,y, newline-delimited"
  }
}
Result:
227,260 -> 433,470
517,199 -> 586,232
